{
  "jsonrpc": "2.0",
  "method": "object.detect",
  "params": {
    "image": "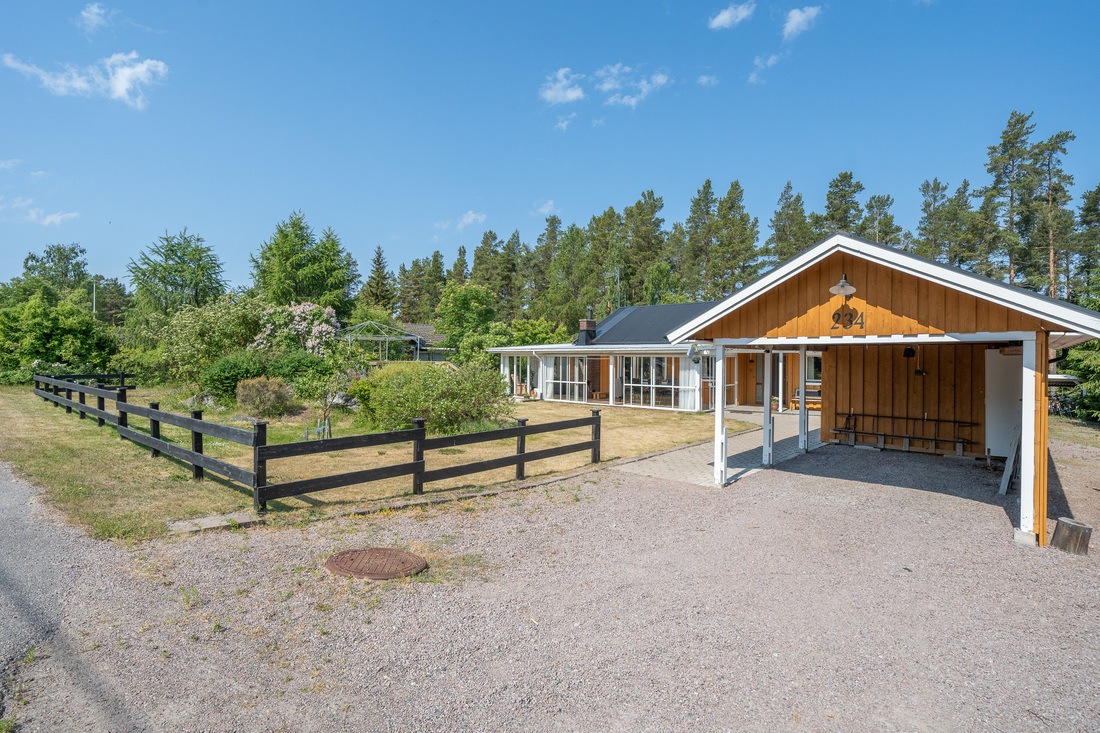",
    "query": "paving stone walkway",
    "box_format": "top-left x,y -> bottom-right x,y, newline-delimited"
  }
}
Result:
613,408 -> 823,486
